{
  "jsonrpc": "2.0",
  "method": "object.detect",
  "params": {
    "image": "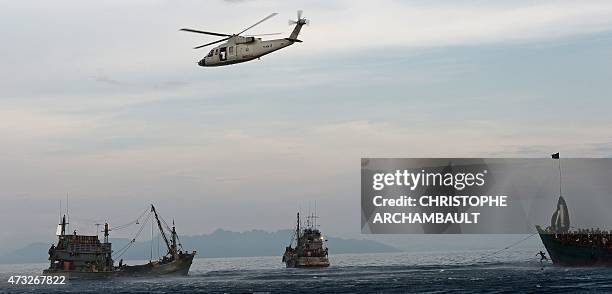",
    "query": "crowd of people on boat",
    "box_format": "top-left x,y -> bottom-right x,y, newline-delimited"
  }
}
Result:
551,228 -> 612,248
